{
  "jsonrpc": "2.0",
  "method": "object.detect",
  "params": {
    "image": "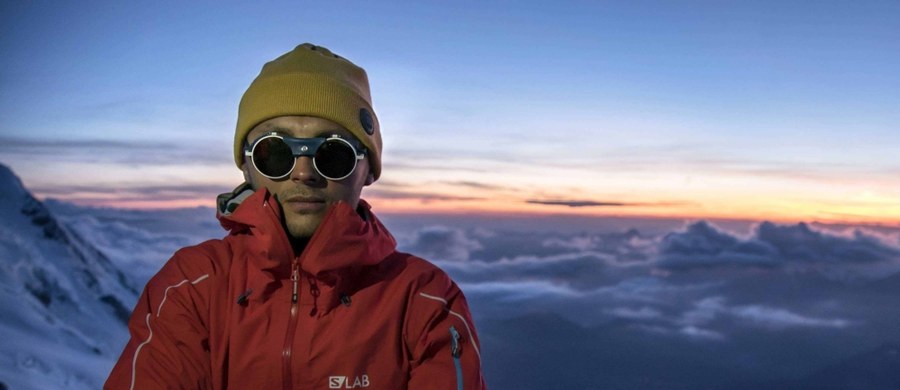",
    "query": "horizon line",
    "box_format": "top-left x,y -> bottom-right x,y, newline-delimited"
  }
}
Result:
36,194 -> 900,229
